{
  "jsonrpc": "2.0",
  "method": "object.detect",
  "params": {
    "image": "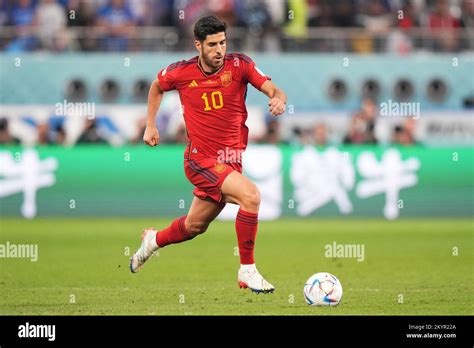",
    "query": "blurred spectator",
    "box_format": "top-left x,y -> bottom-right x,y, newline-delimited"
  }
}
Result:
142,0 -> 175,26
428,0 -> 461,51
66,0 -> 98,26
251,0 -> 285,52
343,98 -> 378,144
51,123 -> 66,145
0,118 -> 20,145
283,0 -> 309,51
360,97 -> 378,142
127,0 -> 148,25
208,0 -> 237,27
343,114 -> 368,144
358,0 -> 392,32
307,0 -> 357,53
172,0 -> 208,48
290,126 -> 312,145
36,0 -> 67,50
130,117 -> 146,144
313,122 -> 328,145
9,0 -> 36,27
397,0 -> 419,30
51,29 -> 75,52
0,0 -> 8,27
387,0 -> 419,54
460,0 -> 474,27
173,0 -> 208,31
0,0 -> 8,49
391,118 -> 417,145
460,0 -> 474,50
97,0 -> 136,51
0,0 -> 472,53
260,119 -> 282,144
386,29 -> 413,54
5,0 -> 39,52
333,1 -> 356,27
66,0 -> 99,51
77,119 -> 107,144
356,0 -> 392,52
357,0 -> 392,33
36,120 -> 66,145
403,117 -> 417,143
238,0 -> 273,52
37,122 -> 50,145
308,1 -> 333,27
